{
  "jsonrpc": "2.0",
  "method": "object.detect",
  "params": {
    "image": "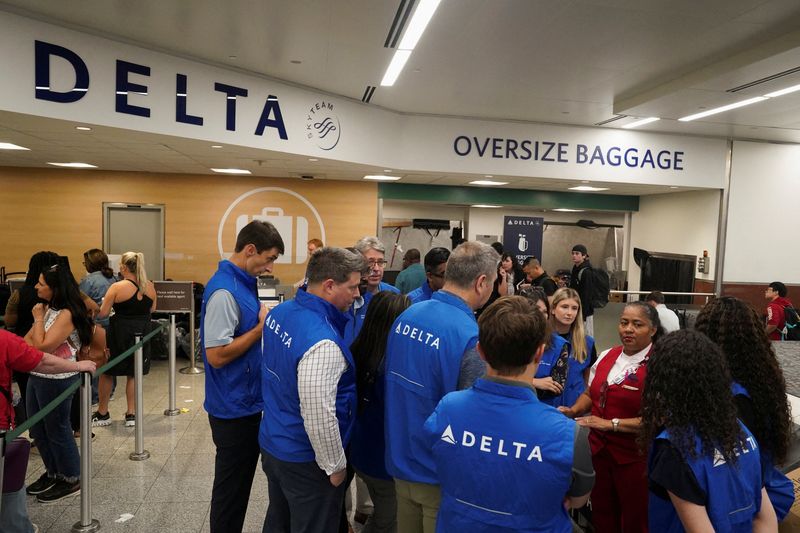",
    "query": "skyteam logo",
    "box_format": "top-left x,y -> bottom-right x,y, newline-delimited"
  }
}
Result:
306,100 -> 341,151
441,425 -> 456,444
